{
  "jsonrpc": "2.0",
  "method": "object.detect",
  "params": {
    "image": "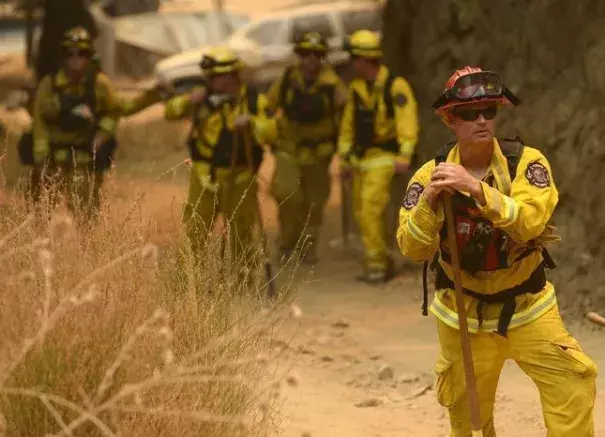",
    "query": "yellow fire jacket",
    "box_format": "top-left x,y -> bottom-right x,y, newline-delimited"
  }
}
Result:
164,85 -> 276,190
338,65 -> 419,170
397,139 -> 560,332
120,87 -> 164,116
266,64 -> 348,164
33,69 -> 121,165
